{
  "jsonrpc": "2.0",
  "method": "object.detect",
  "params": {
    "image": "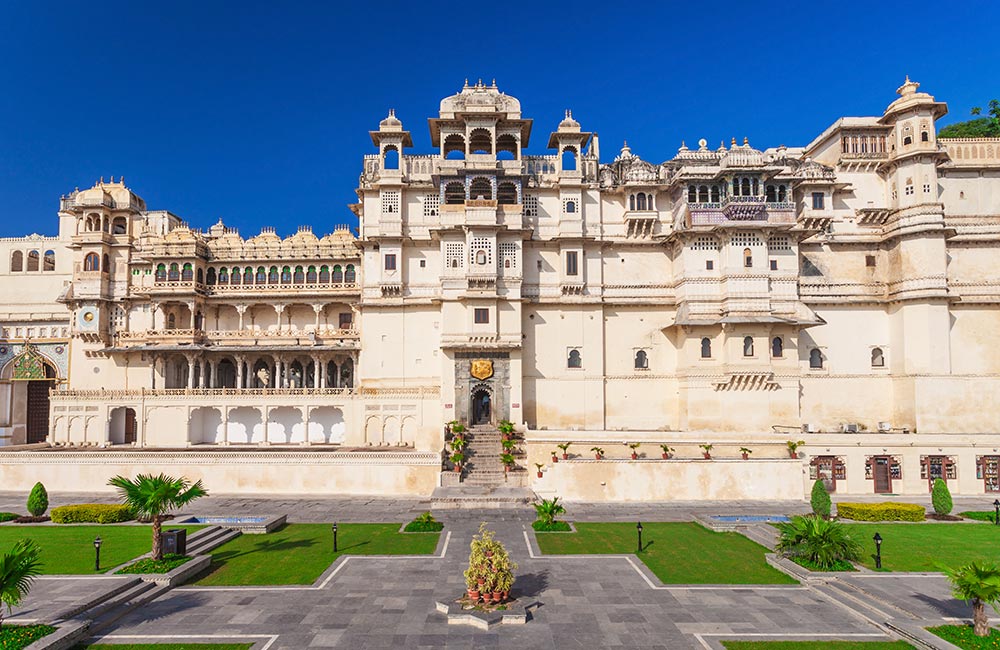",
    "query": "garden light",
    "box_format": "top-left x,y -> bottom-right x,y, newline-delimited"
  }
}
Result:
994,499 -> 999,526
873,532 -> 882,569
636,521 -> 643,554
93,536 -> 102,572
332,523 -> 338,553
